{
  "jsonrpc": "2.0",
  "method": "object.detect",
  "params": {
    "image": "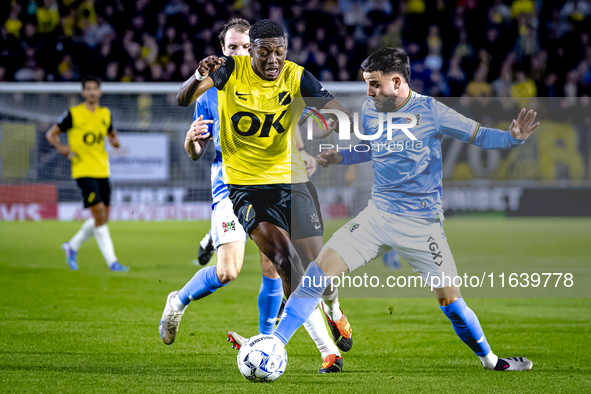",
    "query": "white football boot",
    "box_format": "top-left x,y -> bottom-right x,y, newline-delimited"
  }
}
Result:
487,357 -> 533,371
159,291 -> 185,345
